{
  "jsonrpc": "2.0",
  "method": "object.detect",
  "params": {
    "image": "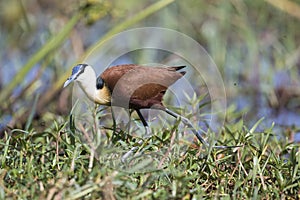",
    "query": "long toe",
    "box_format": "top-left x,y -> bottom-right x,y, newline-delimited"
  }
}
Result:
121,146 -> 138,163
